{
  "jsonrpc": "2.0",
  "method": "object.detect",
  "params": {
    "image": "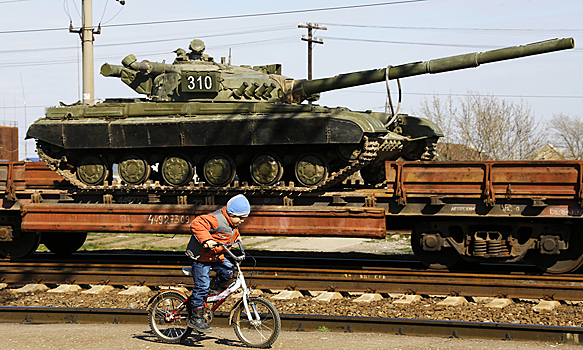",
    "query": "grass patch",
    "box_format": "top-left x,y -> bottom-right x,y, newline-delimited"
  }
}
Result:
76,232 -> 189,252
316,326 -> 331,332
